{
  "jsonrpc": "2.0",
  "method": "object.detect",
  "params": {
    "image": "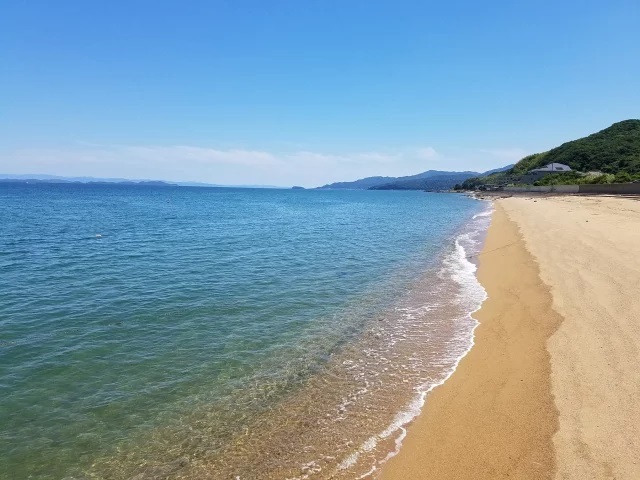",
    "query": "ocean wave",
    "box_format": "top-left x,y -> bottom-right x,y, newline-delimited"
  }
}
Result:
472,203 -> 494,220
